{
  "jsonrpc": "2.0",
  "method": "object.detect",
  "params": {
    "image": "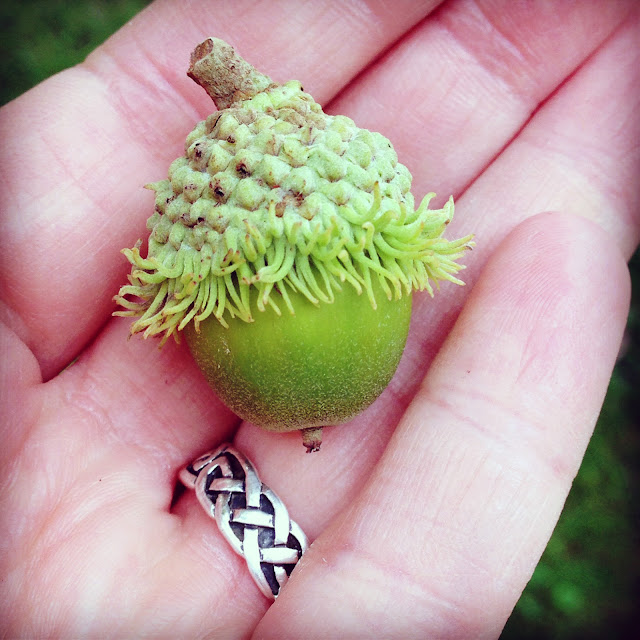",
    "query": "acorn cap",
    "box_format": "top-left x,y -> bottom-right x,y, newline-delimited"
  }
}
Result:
114,38 -> 473,342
